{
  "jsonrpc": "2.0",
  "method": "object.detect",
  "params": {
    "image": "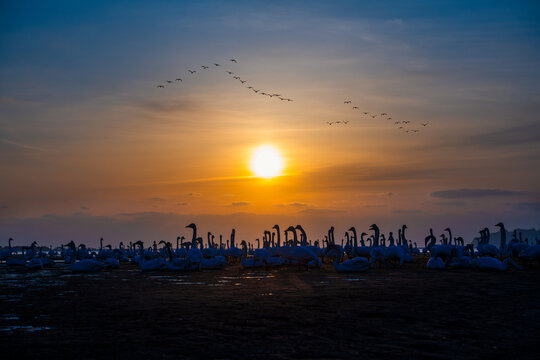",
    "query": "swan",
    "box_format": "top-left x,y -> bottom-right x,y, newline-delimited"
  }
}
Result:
426,256 -> 445,269
325,245 -> 371,273
518,245 -> 540,263
426,229 -> 455,262
477,228 -> 499,257
240,240 -> 266,268
470,257 -> 523,271
159,241 -> 189,271
495,222 -> 509,255
226,229 -> 242,263
349,228 -> 371,258
185,224 -> 203,270
275,227 -> 321,269
0,237 -> 13,260
65,241 -> 106,272
134,241 -> 165,271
